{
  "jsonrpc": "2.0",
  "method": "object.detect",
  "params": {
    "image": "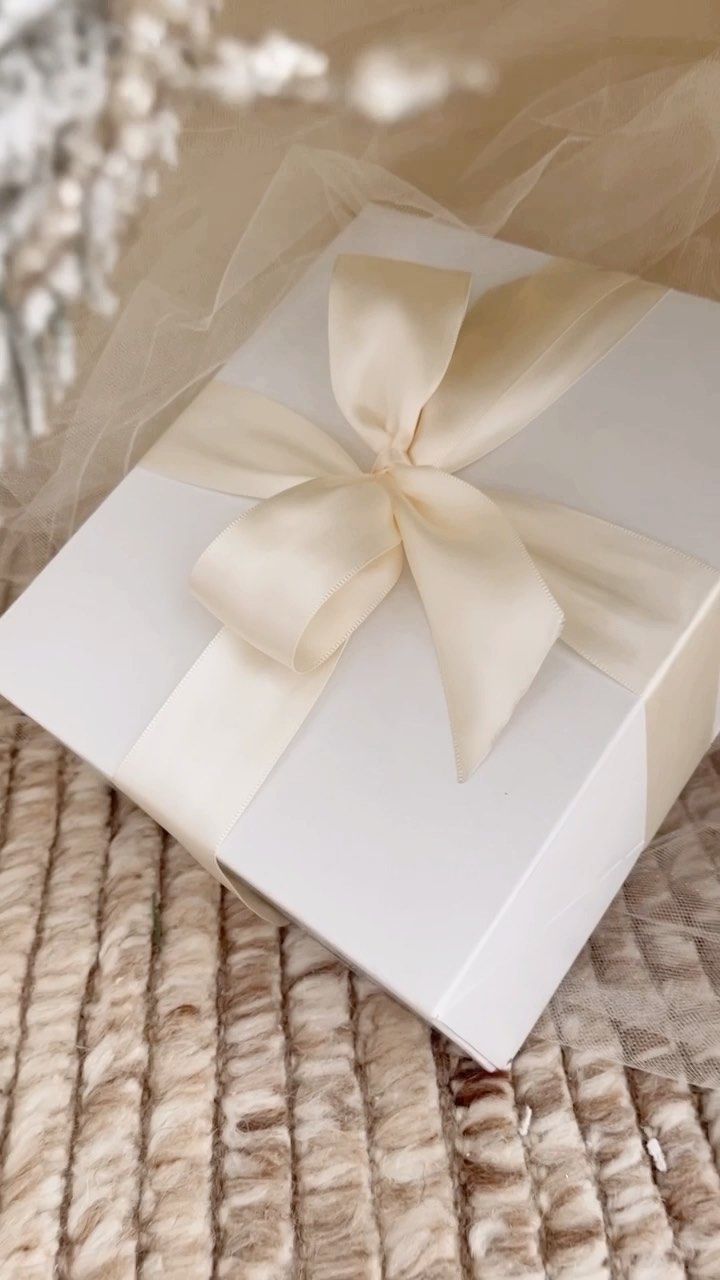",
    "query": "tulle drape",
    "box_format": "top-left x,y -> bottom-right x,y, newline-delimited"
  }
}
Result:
2,0 -> 720,1083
